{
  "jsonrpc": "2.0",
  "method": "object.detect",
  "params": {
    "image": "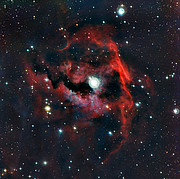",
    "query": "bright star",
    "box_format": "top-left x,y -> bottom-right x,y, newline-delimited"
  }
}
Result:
59,129 -> 63,134
135,102 -> 141,107
118,8 -> 125,15
173,108 -> 179,115
117,5 -> 126,16
44,77 -> 49,82
44,105 -> 51,112
105,105 -> 109,109
88,76 -> 101,89
108,131 -> 113,135
43,161 -> 47,165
